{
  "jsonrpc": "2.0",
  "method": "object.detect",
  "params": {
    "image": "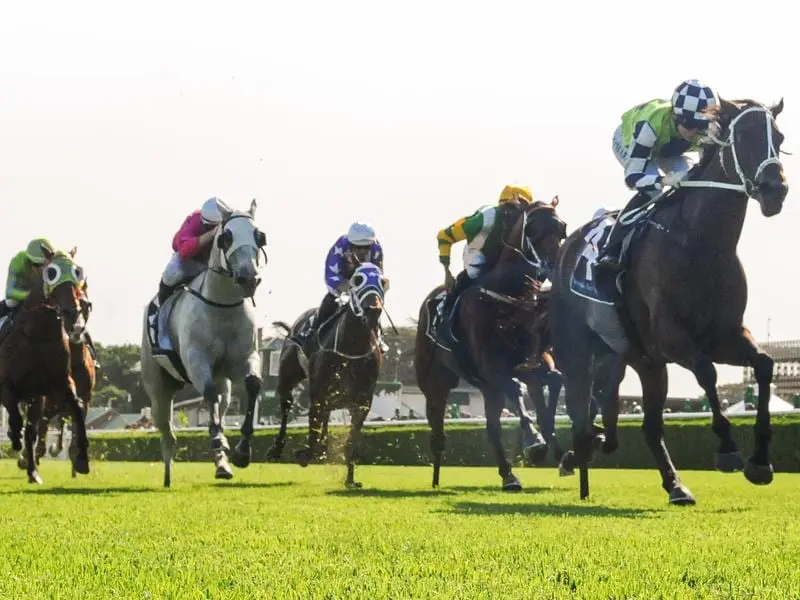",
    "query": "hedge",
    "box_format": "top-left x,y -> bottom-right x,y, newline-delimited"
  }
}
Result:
21,414 -> 796,472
